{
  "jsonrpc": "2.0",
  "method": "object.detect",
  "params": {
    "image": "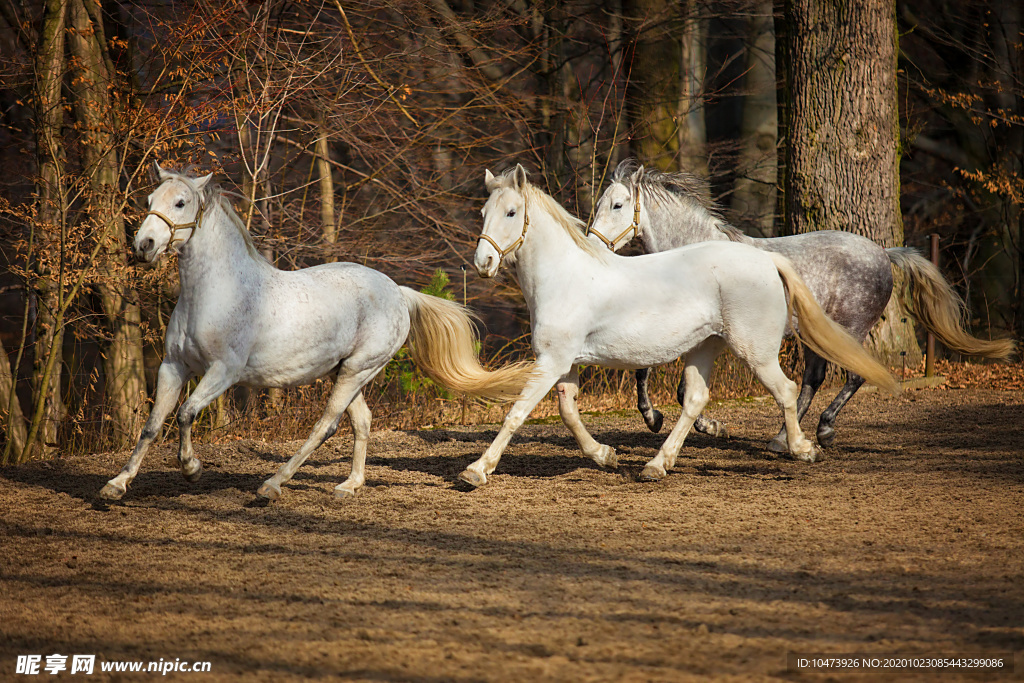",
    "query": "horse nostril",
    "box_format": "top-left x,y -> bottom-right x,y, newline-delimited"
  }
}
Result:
136,238 -> 154,258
